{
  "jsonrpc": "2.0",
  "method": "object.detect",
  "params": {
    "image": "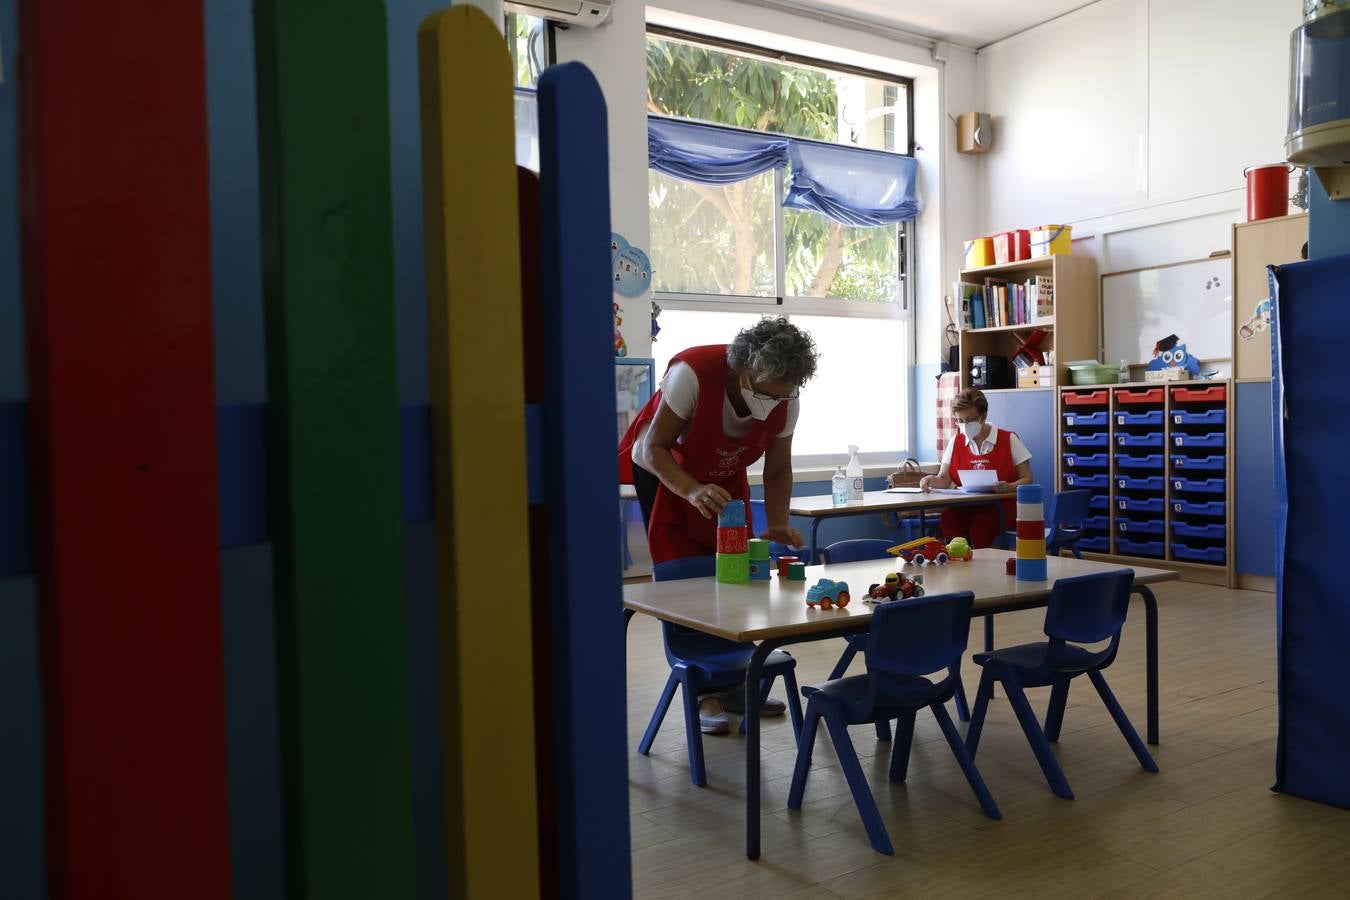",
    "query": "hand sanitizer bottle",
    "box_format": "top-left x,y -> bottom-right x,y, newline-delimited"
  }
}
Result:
846,445 -> 865,506
1118,359 -> 1130,383
831,466 -> 848,508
